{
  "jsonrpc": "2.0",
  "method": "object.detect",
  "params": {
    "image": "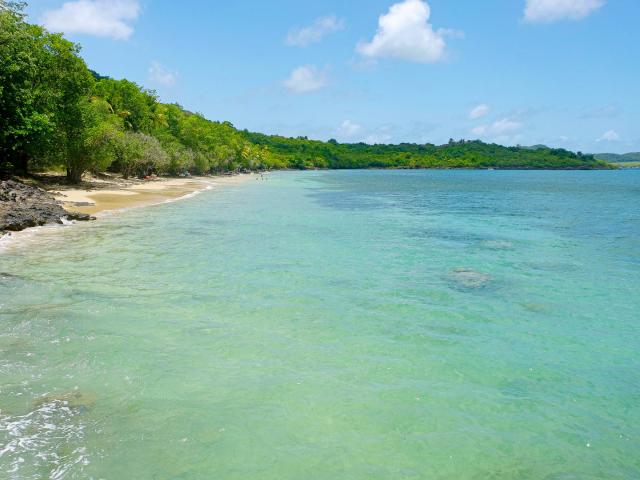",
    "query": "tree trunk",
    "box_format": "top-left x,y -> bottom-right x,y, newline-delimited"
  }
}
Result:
66,166 -> 83,184
15,150 -> 29,175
